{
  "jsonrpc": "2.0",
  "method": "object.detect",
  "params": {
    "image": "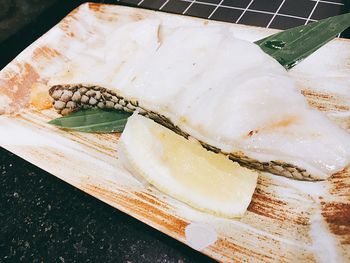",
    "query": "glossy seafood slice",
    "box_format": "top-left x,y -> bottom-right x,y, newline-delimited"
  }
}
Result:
49,19 -> 350,181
